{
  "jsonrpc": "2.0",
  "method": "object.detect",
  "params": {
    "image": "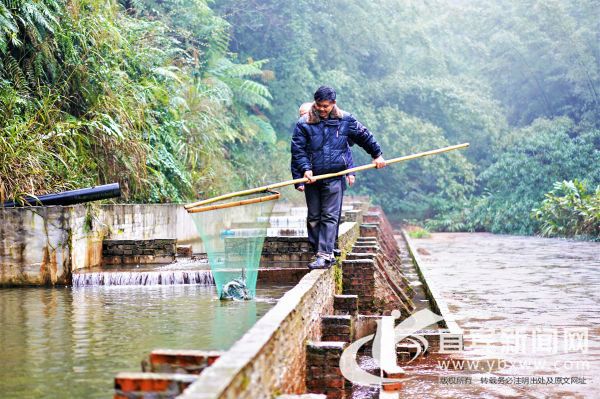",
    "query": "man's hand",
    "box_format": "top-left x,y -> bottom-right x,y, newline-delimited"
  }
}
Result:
346,175 -> 356,187
373,155 -> 386,169
304,170 -> 316,183
296,184 -> 305,192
